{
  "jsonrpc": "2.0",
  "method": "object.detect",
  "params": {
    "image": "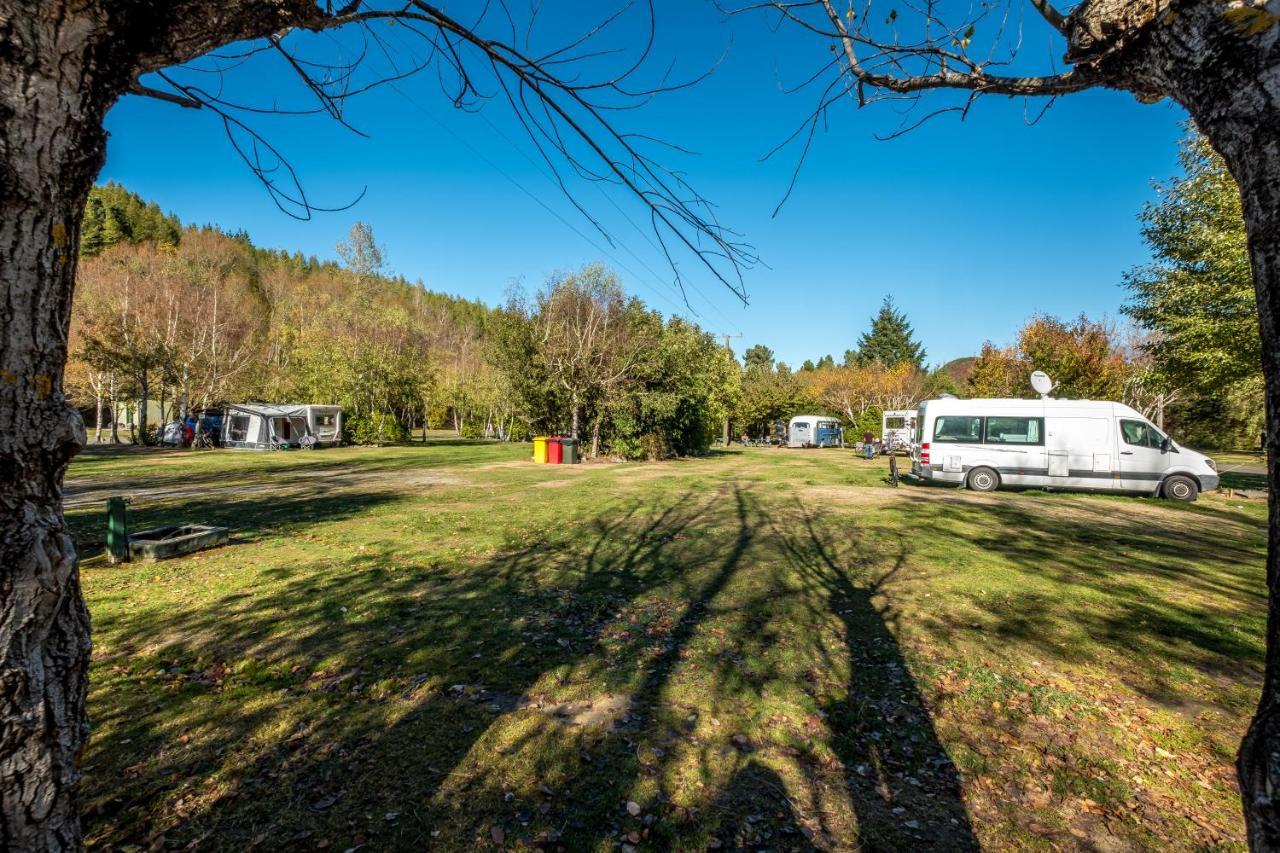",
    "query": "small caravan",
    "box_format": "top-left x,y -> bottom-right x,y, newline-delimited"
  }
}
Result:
881,409 -> 917,454
221,404 -> 343,450
910,397 -> 1219,500
788,415 -> 843,448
